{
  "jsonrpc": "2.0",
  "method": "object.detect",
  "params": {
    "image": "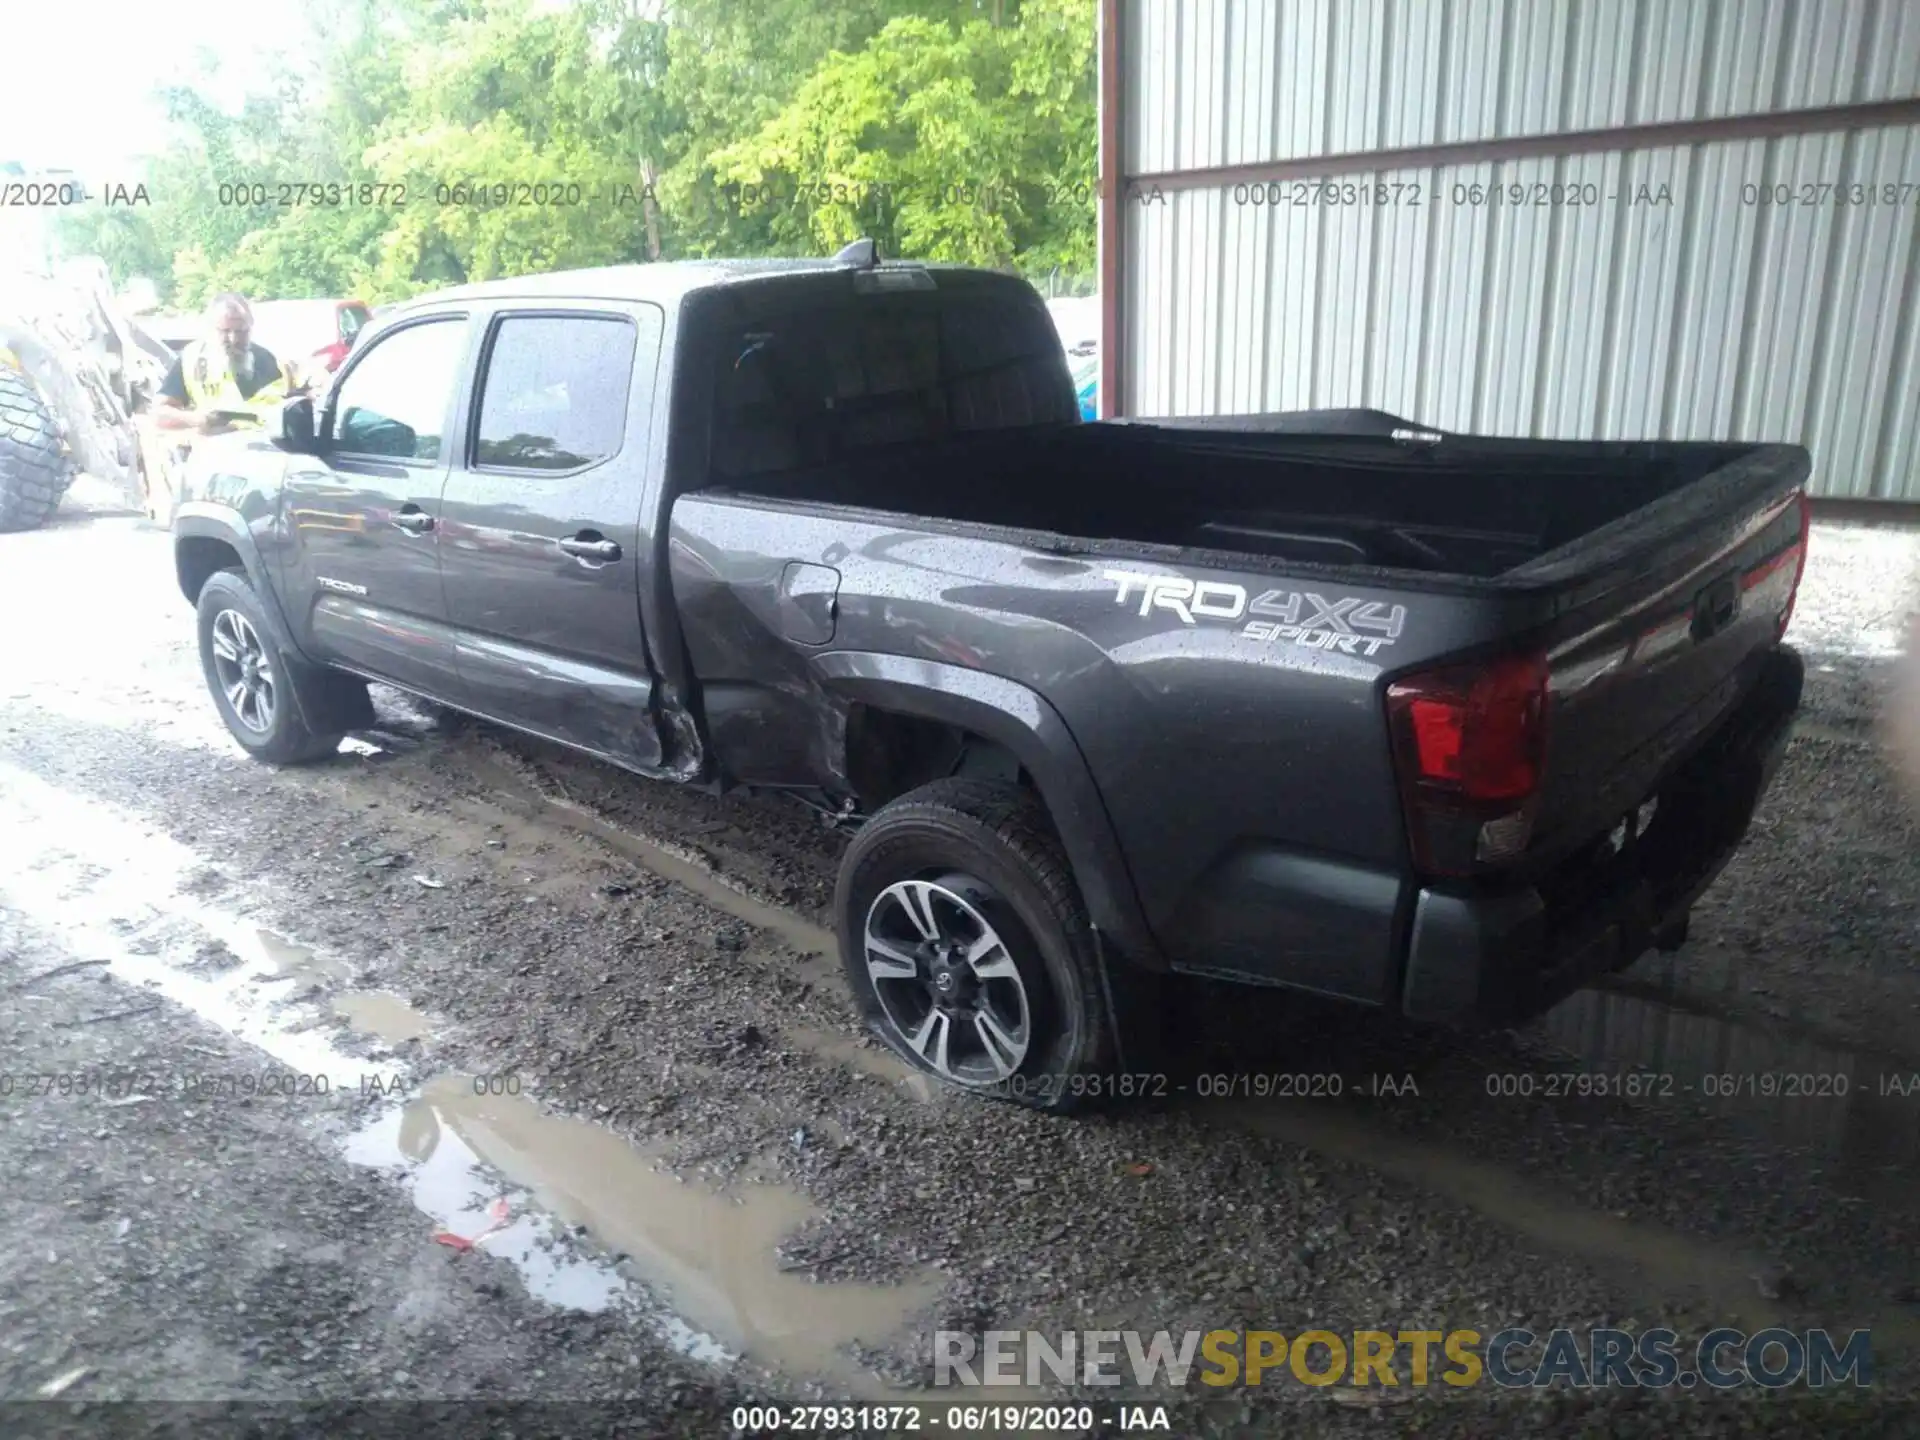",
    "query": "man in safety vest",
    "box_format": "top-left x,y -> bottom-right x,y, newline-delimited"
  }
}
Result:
153,292 -> 292,436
